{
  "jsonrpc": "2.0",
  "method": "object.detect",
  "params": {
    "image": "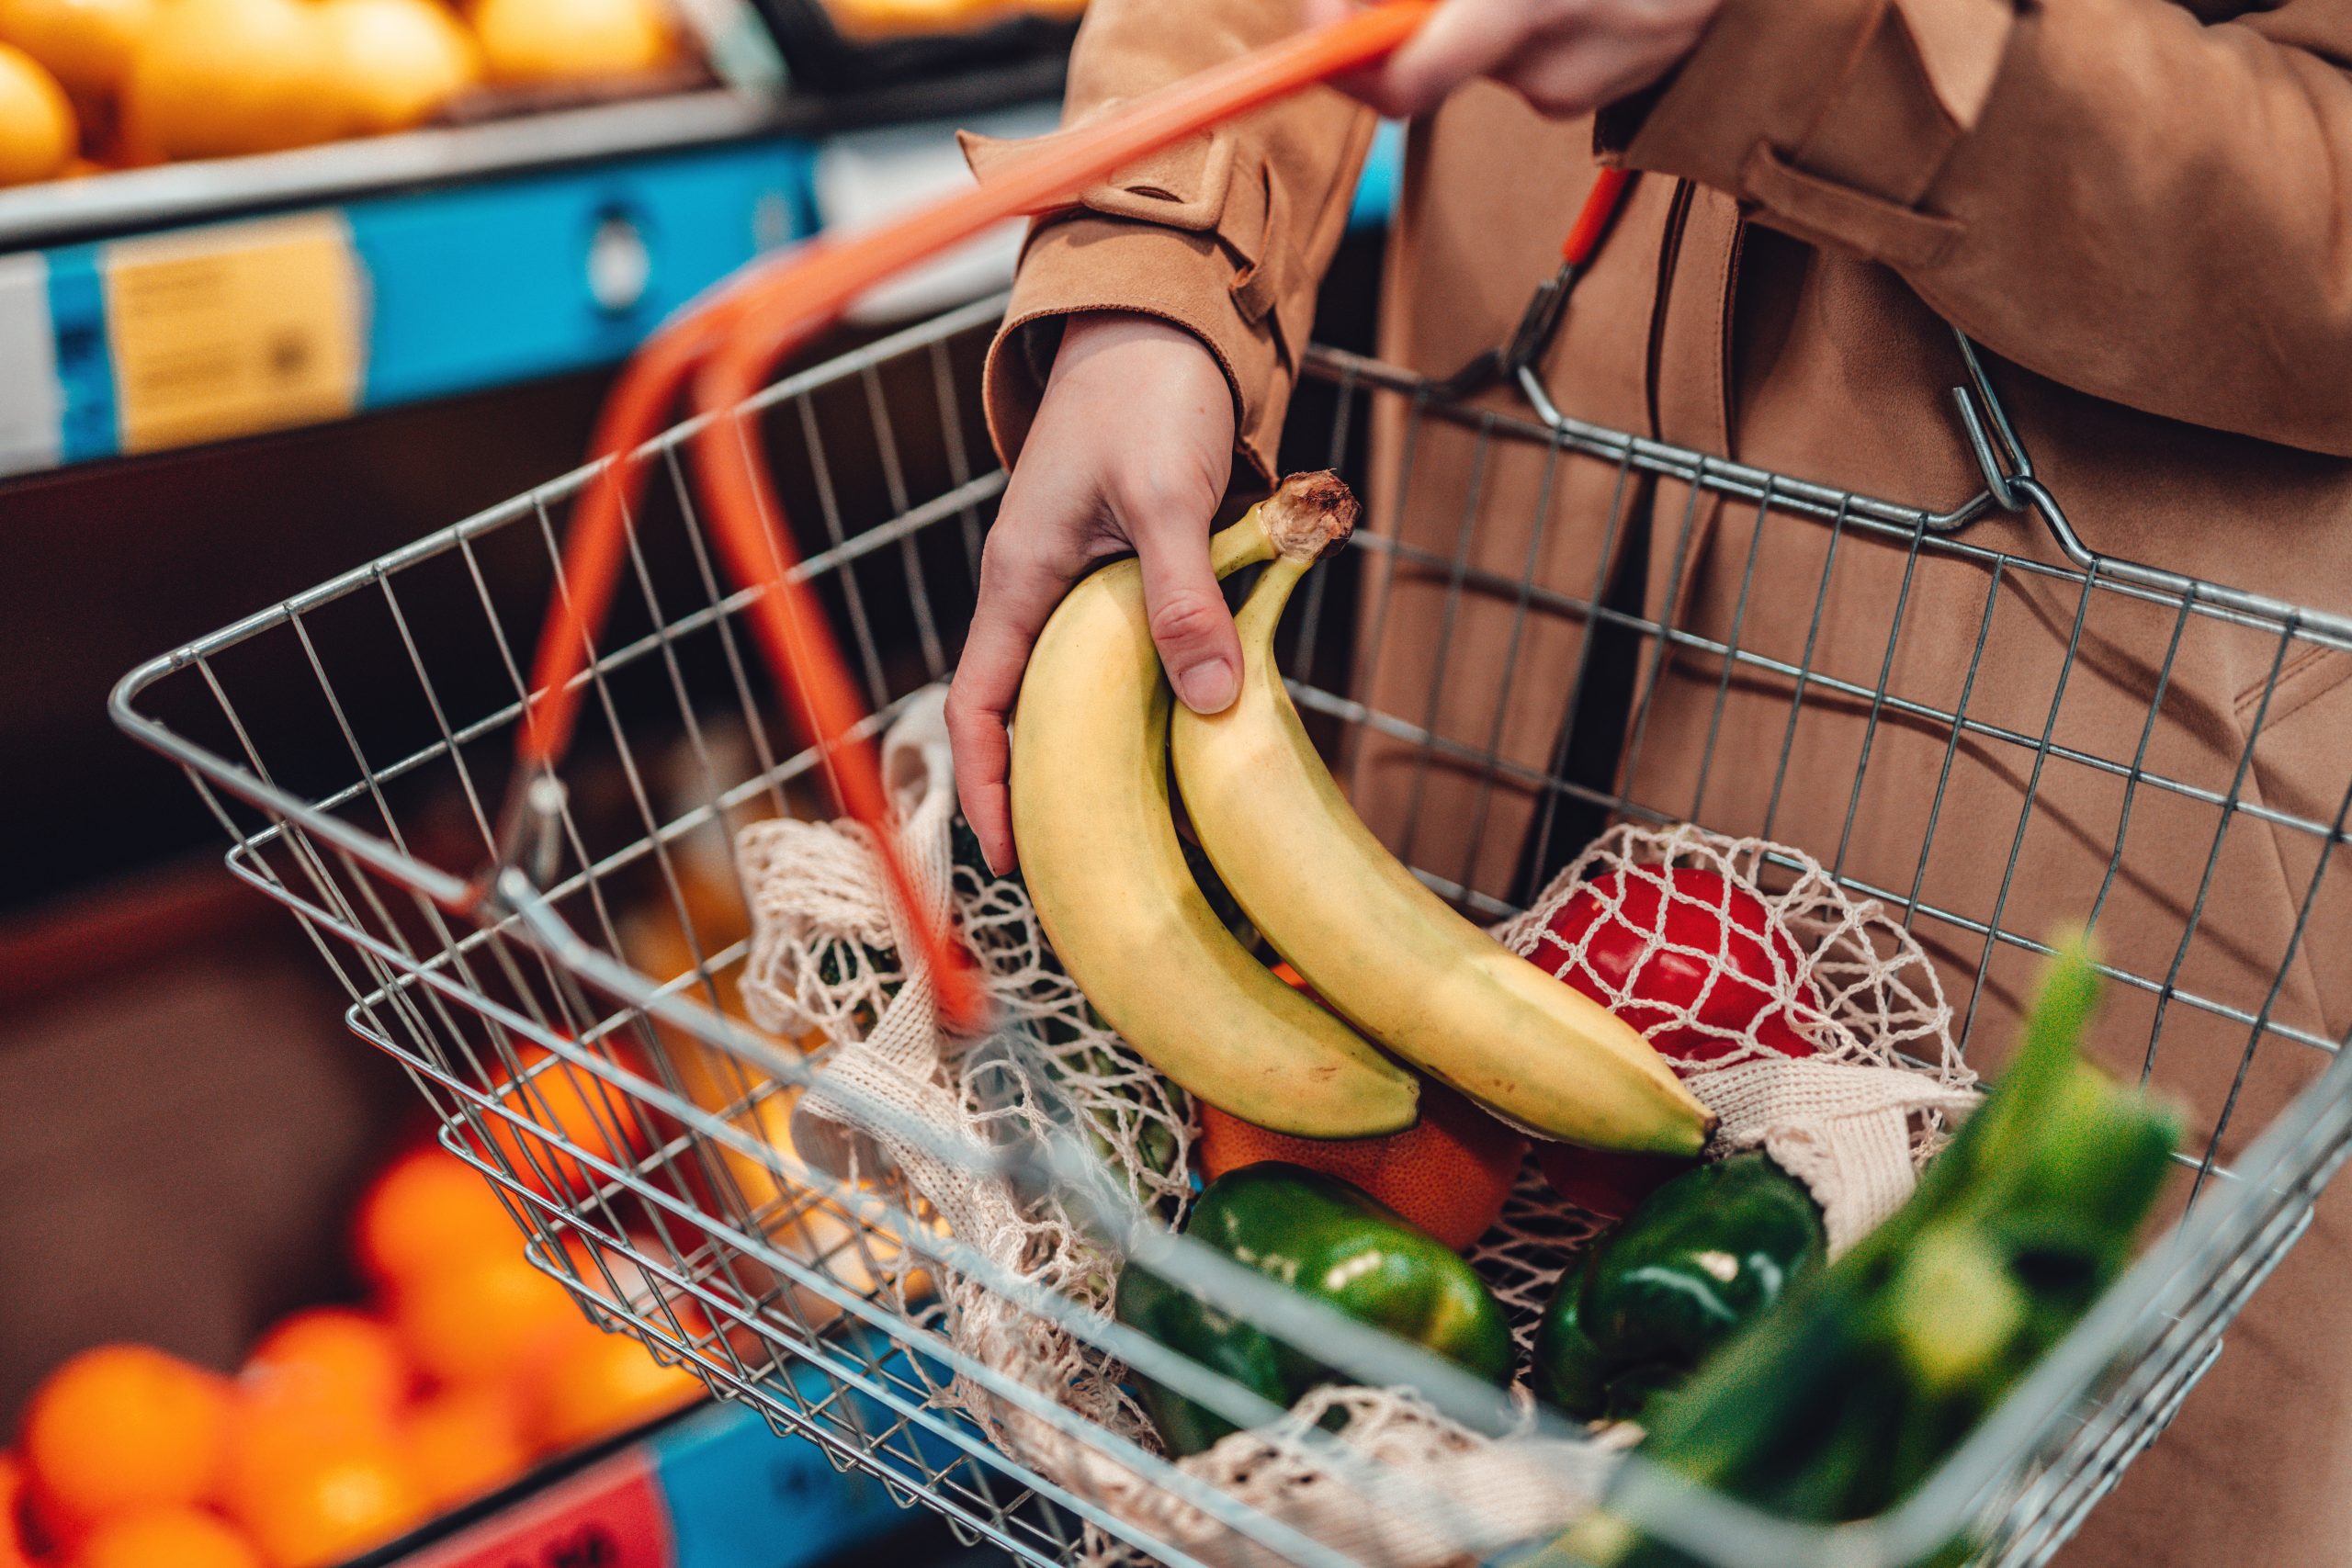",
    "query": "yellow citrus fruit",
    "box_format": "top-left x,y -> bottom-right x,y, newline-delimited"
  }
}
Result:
121,0 -> 343,160
317,0 -> 473,135
17,1347 -> 232,1532
471,0 -> 672,84
66,1509 -> 265,1568
0,43 -> 74,185
0,0 -> 152,99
